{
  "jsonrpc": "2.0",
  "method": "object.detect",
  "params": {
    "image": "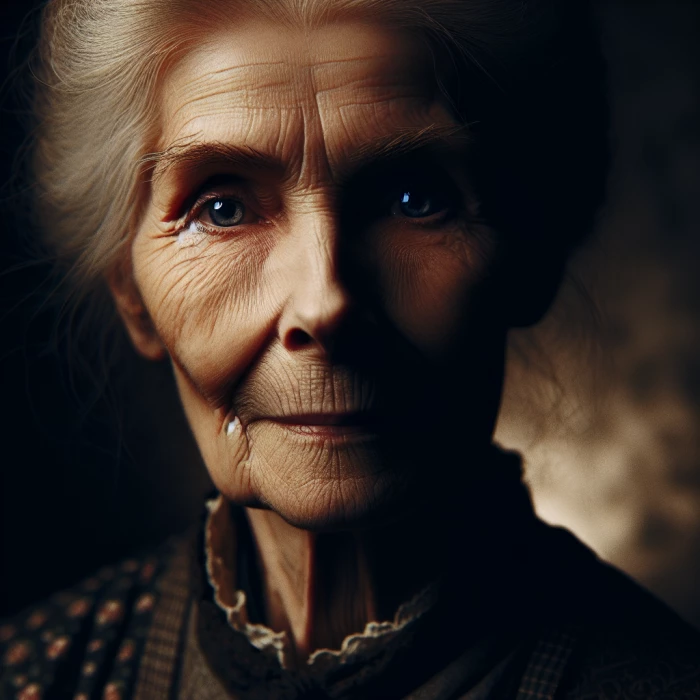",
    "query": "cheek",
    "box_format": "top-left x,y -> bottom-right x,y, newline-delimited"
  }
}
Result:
370,228 -> 497,355
171,362 -> 255,503
132,233 -> 276,405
